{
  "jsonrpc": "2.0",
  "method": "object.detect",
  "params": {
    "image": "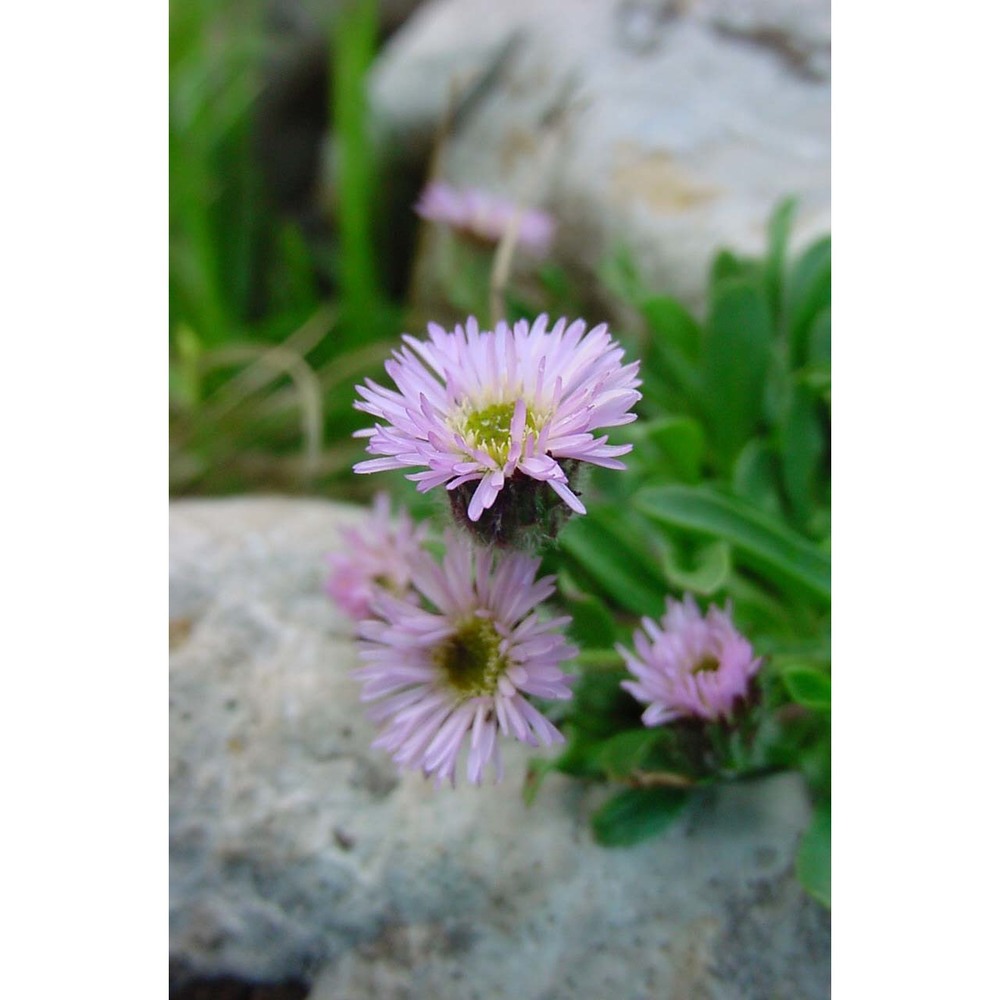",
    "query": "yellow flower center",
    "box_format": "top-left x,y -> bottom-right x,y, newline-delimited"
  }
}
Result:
692,655 -> 721,675
433,616 -> 507,696
459,400 -> 541,465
